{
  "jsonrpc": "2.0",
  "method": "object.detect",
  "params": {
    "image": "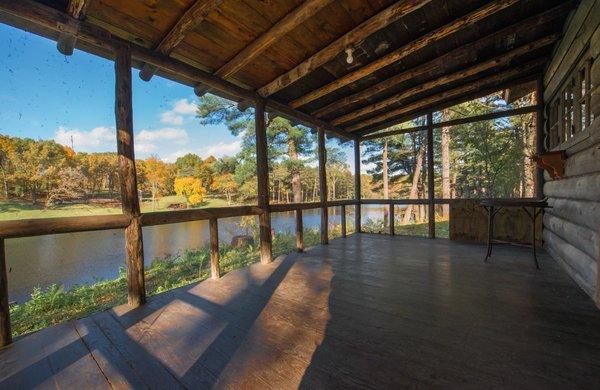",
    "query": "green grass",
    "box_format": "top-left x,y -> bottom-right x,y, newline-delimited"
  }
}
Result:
362,218 -> 449,238
0,196 -> 239,221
